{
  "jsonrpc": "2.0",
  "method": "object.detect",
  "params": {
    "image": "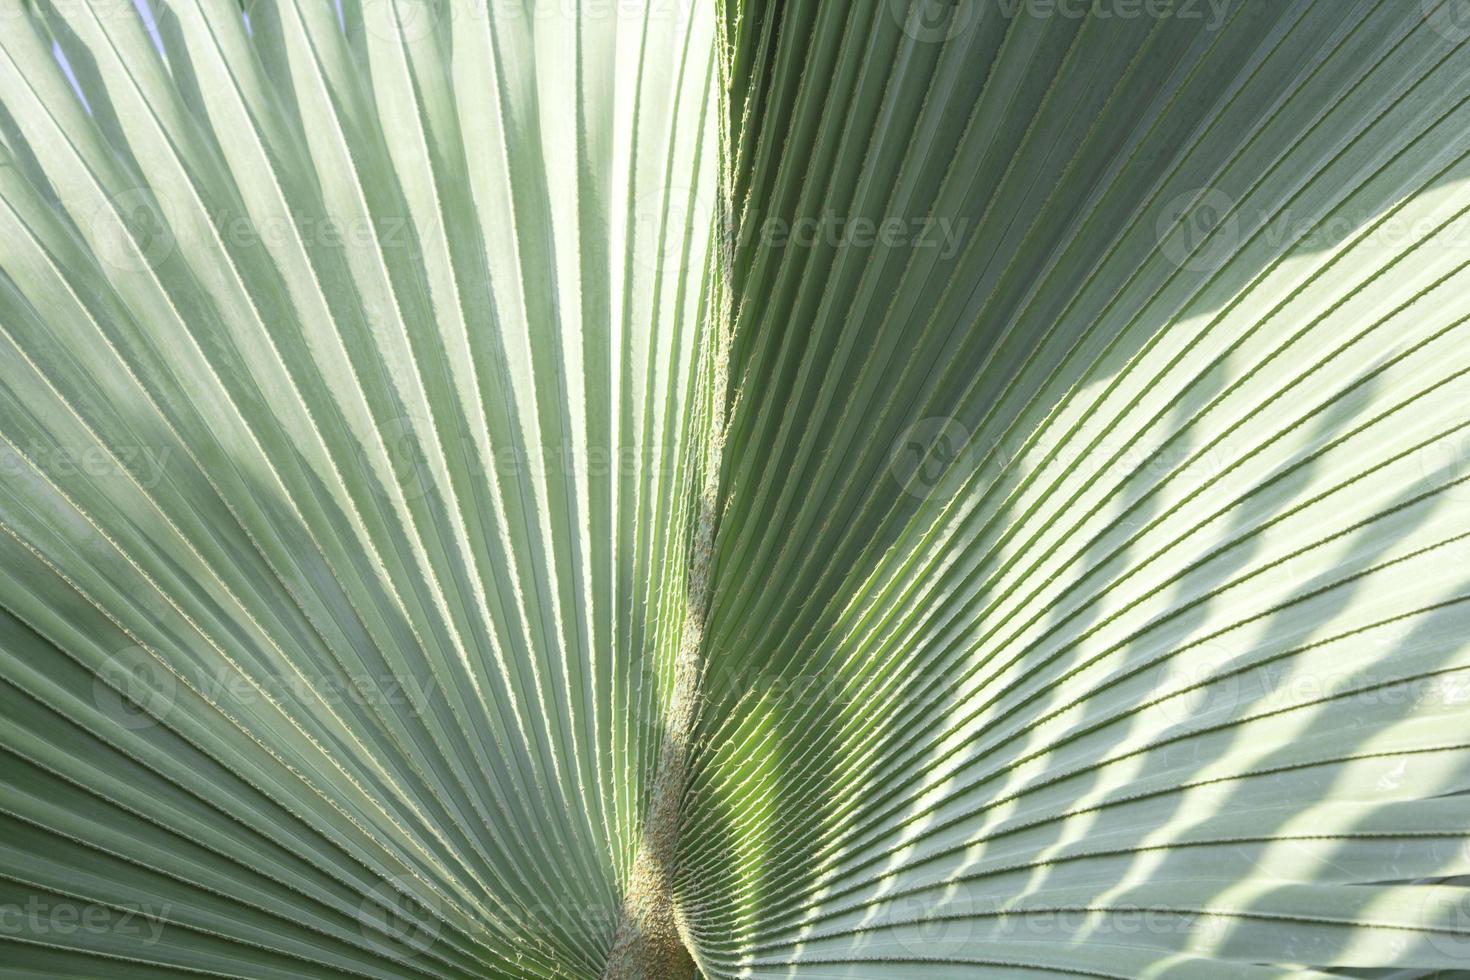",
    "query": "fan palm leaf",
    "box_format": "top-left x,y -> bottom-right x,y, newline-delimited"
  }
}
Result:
1,0 -> 1469,977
